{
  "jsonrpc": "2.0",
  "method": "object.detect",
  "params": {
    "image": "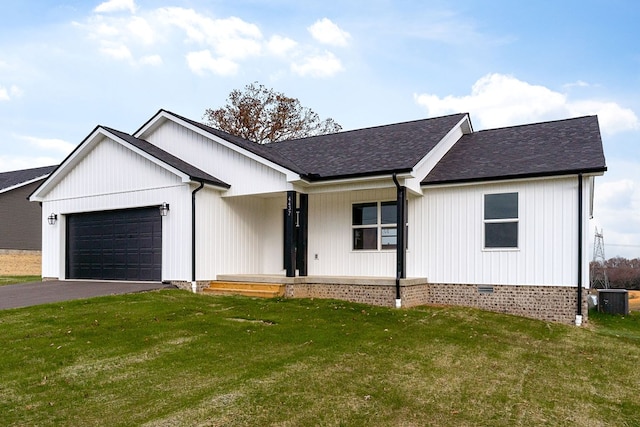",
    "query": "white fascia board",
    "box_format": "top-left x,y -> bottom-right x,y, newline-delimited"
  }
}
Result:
412,114 -> 471,181
422,172 -> 605,191
402,115 -> 471,195
29,128 -> 191,202
1,174 -> 50,195
301,172 -> 414,195
136,111 -> 301,182
29,128 -> 105,202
